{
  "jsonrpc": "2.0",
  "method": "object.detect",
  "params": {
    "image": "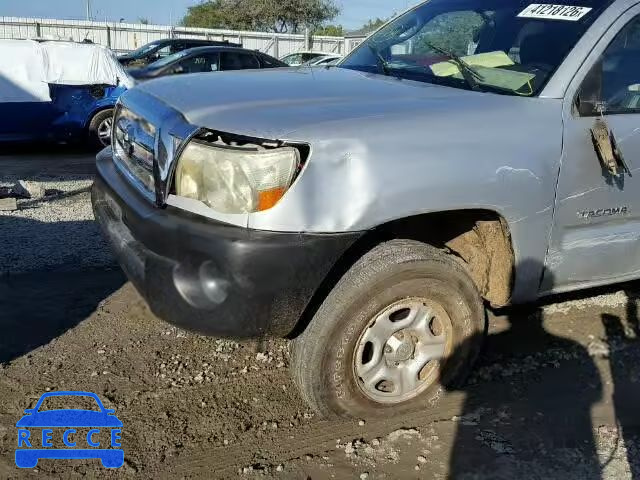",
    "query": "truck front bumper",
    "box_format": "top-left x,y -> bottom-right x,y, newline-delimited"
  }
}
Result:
92,149 -> 362,338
